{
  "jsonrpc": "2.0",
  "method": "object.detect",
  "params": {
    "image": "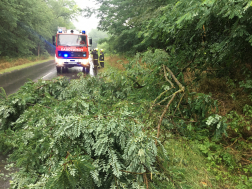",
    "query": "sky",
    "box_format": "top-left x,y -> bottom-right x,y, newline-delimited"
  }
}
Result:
73,0 -> 100,34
